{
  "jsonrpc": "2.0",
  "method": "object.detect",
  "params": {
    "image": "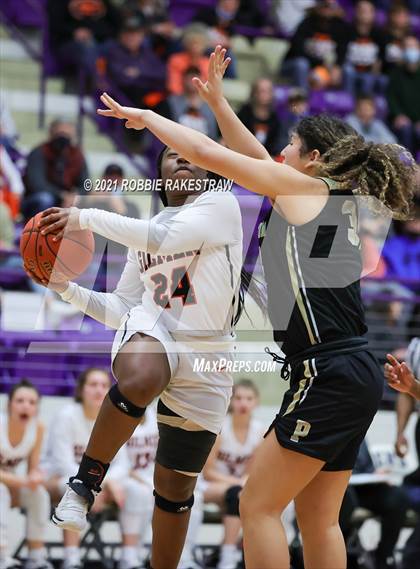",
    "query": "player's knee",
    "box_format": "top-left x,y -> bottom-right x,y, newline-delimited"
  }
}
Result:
240,485 -> 285,521
296,505 -> 336,538
117,364 -> 165,406
154,466 -> 196,503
